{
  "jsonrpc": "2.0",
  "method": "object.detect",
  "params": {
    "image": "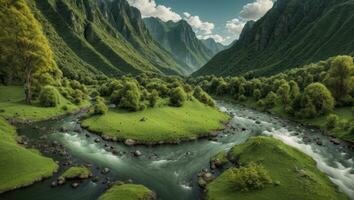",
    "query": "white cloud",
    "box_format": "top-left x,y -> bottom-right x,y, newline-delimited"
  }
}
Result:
184,15 -> 215,35
127,0 -> 181,22
198,34 -> 225,43
226,18 -> 246,37
240,0 -> 273,21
